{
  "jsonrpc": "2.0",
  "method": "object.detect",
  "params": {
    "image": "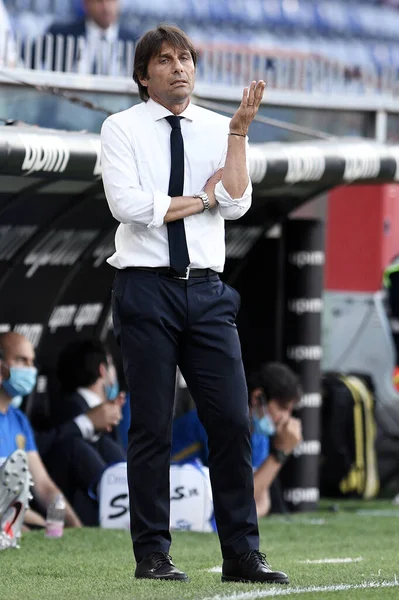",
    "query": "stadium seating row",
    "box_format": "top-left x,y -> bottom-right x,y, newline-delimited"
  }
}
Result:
5,0 -> 399,41
4,0 -> 399,72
